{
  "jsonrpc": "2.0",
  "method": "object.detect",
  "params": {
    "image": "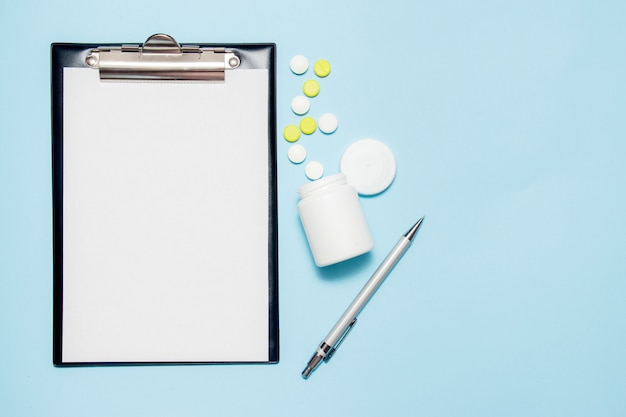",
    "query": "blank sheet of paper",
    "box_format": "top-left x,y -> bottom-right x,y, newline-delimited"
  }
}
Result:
61,67 -> 270,363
